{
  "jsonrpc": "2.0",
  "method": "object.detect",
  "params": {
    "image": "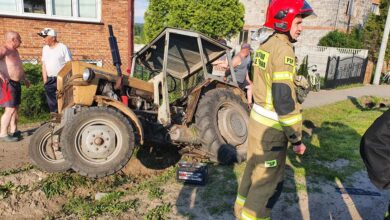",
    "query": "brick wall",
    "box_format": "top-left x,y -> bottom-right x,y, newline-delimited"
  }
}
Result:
0,0 -> 129,71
